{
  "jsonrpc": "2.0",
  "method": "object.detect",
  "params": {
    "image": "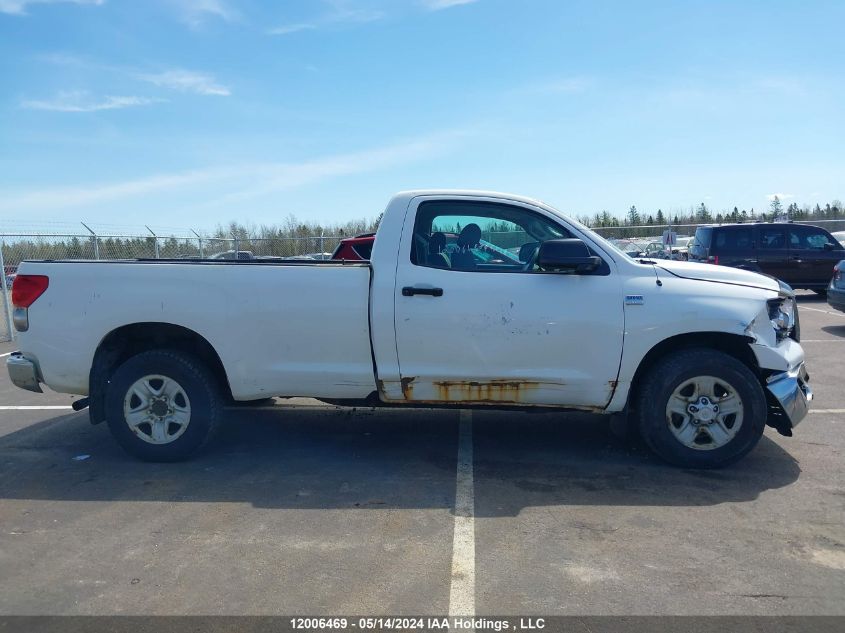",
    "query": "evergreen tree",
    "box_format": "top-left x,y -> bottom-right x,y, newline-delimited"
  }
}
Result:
696,203 -> 712,223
